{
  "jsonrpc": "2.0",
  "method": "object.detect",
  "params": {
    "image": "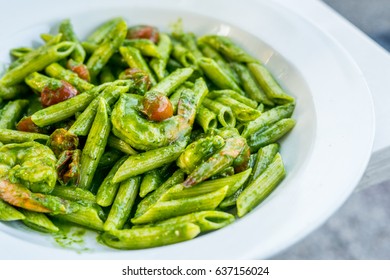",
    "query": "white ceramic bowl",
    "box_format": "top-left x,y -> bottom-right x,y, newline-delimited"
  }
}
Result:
0,0 -> 375,259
